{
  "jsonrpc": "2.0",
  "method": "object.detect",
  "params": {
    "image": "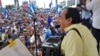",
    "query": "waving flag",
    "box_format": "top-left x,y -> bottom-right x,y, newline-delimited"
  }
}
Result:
29,3 -> 35,13
47,15 -> 52,25
55,4 -> 58,12
4,9 -> 8,19
55,4 -> 61,15
49,0 -> 52,8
